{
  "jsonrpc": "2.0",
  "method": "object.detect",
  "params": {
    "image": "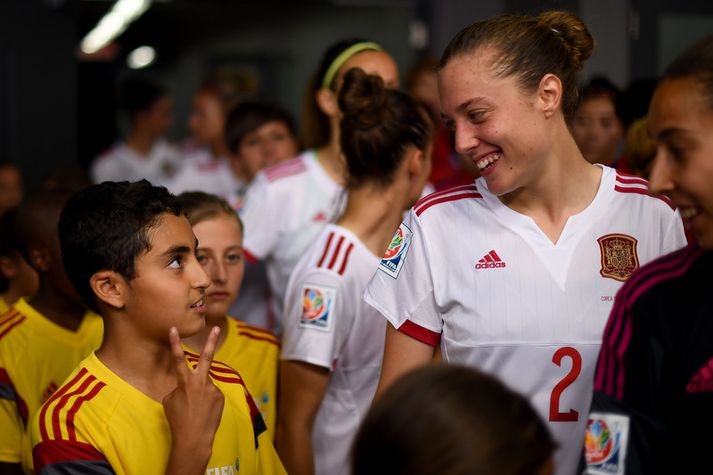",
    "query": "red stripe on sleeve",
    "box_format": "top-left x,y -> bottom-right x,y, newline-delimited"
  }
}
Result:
317,232 -> 335,268
338,243 -> 354,275
415,192 -> 482,217
243,248 -> 259,264
51,375 -> 96,441
237,331 -> 281,346
65,381 -> 106,441
0,309 -> 20,326
614,185 -> 675,210
33,439 -> 108,472
413,183 -> 478,209
39,368 -> 88,442
398,320 -> 441,347
0,315 -> 26,340
0,367 -> 10,385
327,235 -> 345,270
